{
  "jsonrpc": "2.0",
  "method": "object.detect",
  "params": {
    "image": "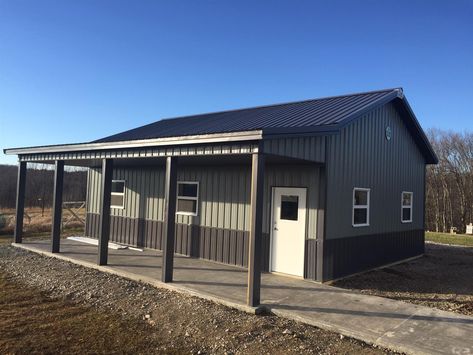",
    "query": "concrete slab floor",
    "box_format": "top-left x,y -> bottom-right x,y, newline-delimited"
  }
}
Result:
12,239 -> 473,355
